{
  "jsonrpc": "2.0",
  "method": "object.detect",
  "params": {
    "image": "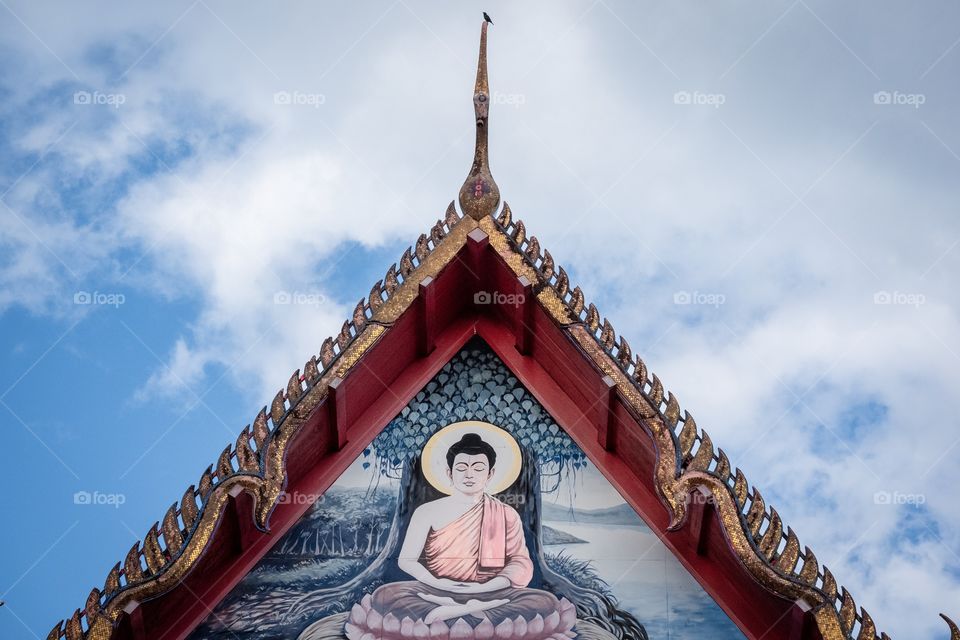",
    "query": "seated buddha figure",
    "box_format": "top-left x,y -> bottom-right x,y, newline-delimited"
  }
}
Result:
344,428 -> 577,640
